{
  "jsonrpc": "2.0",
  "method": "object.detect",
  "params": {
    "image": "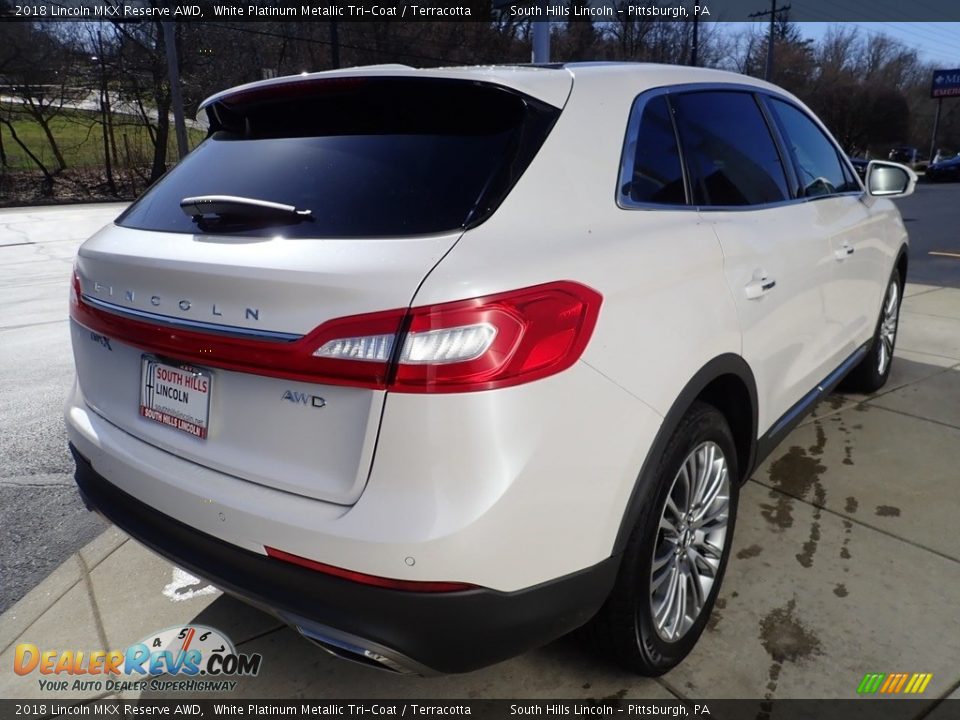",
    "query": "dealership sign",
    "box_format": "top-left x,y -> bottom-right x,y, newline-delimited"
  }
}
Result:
931,69 -> 960,98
